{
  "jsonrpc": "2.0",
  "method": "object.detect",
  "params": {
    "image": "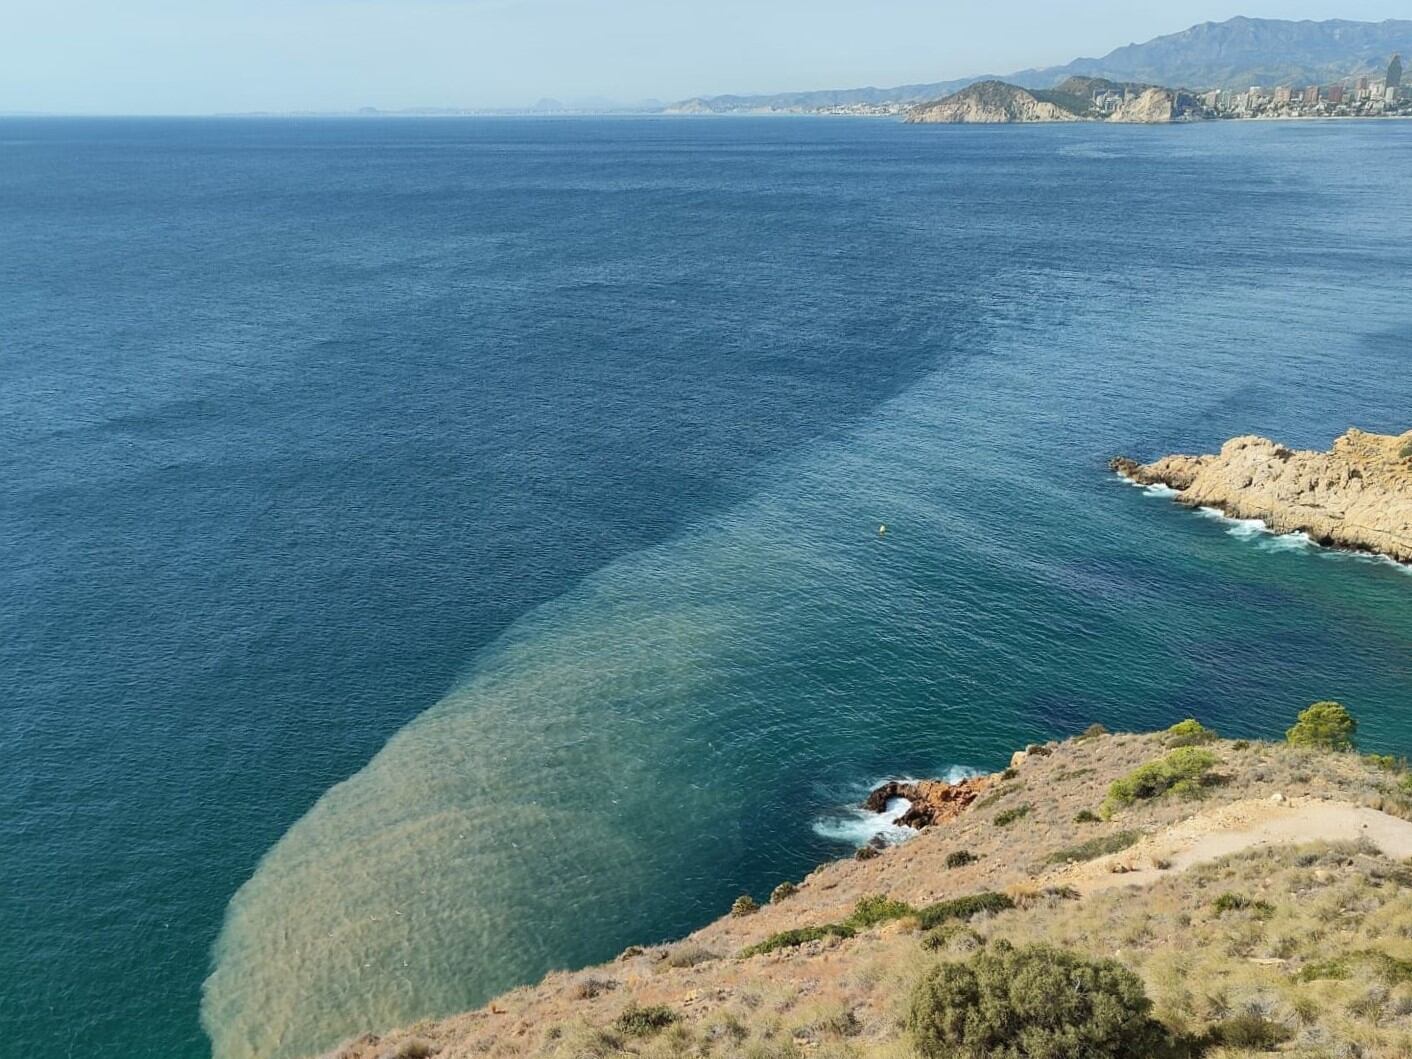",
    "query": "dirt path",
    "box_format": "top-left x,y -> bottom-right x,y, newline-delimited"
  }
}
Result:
1051,796 -> 1412,894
